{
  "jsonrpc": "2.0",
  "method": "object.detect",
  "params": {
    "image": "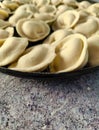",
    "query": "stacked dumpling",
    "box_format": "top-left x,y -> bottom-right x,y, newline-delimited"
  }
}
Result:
0,0 -> 99,73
